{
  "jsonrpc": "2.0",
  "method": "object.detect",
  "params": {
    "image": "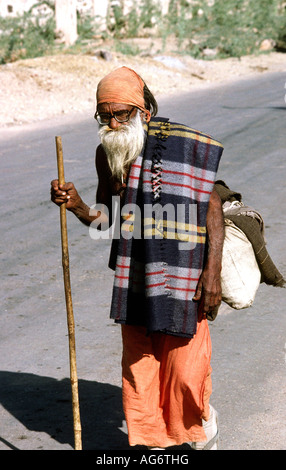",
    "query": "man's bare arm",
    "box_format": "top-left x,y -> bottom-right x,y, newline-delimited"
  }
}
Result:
193,189 -> 225,314
50,146 -> 111,227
